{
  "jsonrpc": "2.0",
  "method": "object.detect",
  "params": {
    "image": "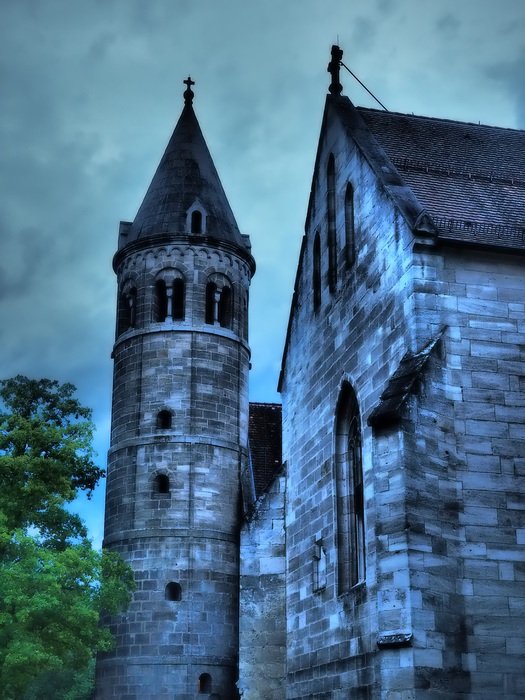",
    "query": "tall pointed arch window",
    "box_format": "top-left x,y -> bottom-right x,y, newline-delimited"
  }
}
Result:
345,183 -> 355,266
335,382 -> 365,593
313,231 -> 321,312
327,154 -> 337,293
